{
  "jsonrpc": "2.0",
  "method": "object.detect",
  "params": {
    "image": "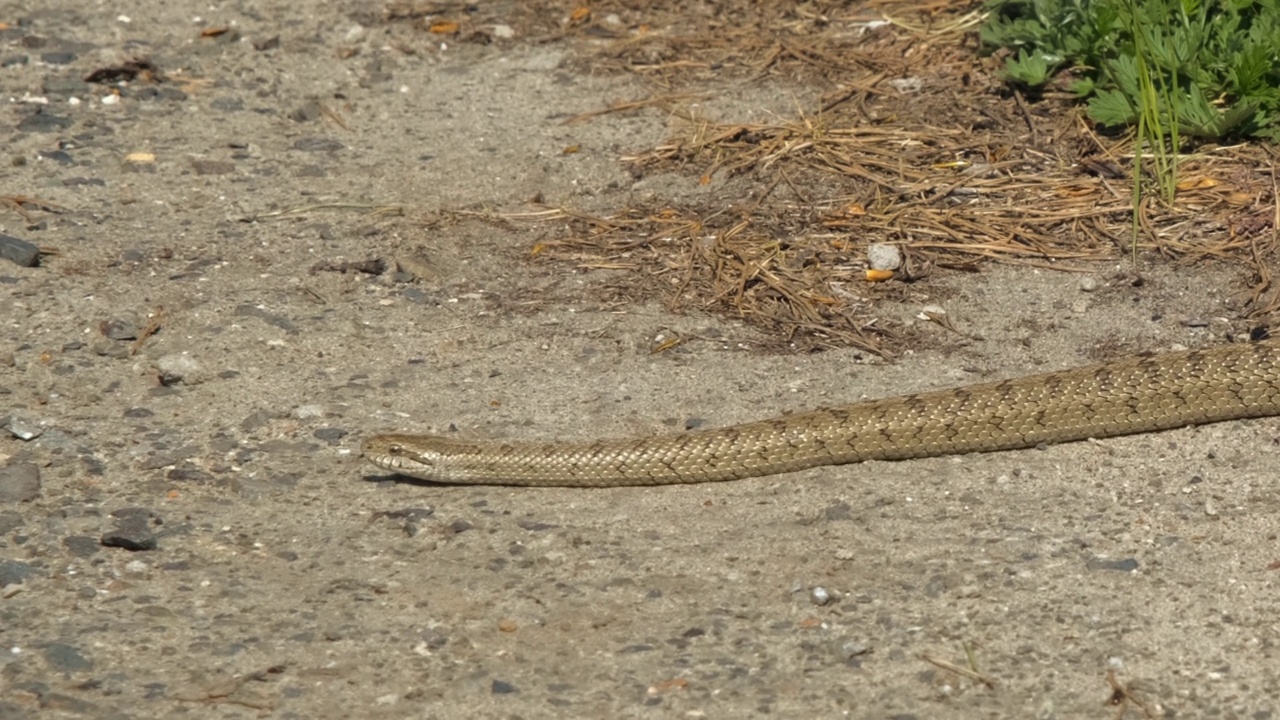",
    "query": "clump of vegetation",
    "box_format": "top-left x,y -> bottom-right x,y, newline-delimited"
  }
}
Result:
983,0 -> 1280,141
982,0 -> 1279,221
